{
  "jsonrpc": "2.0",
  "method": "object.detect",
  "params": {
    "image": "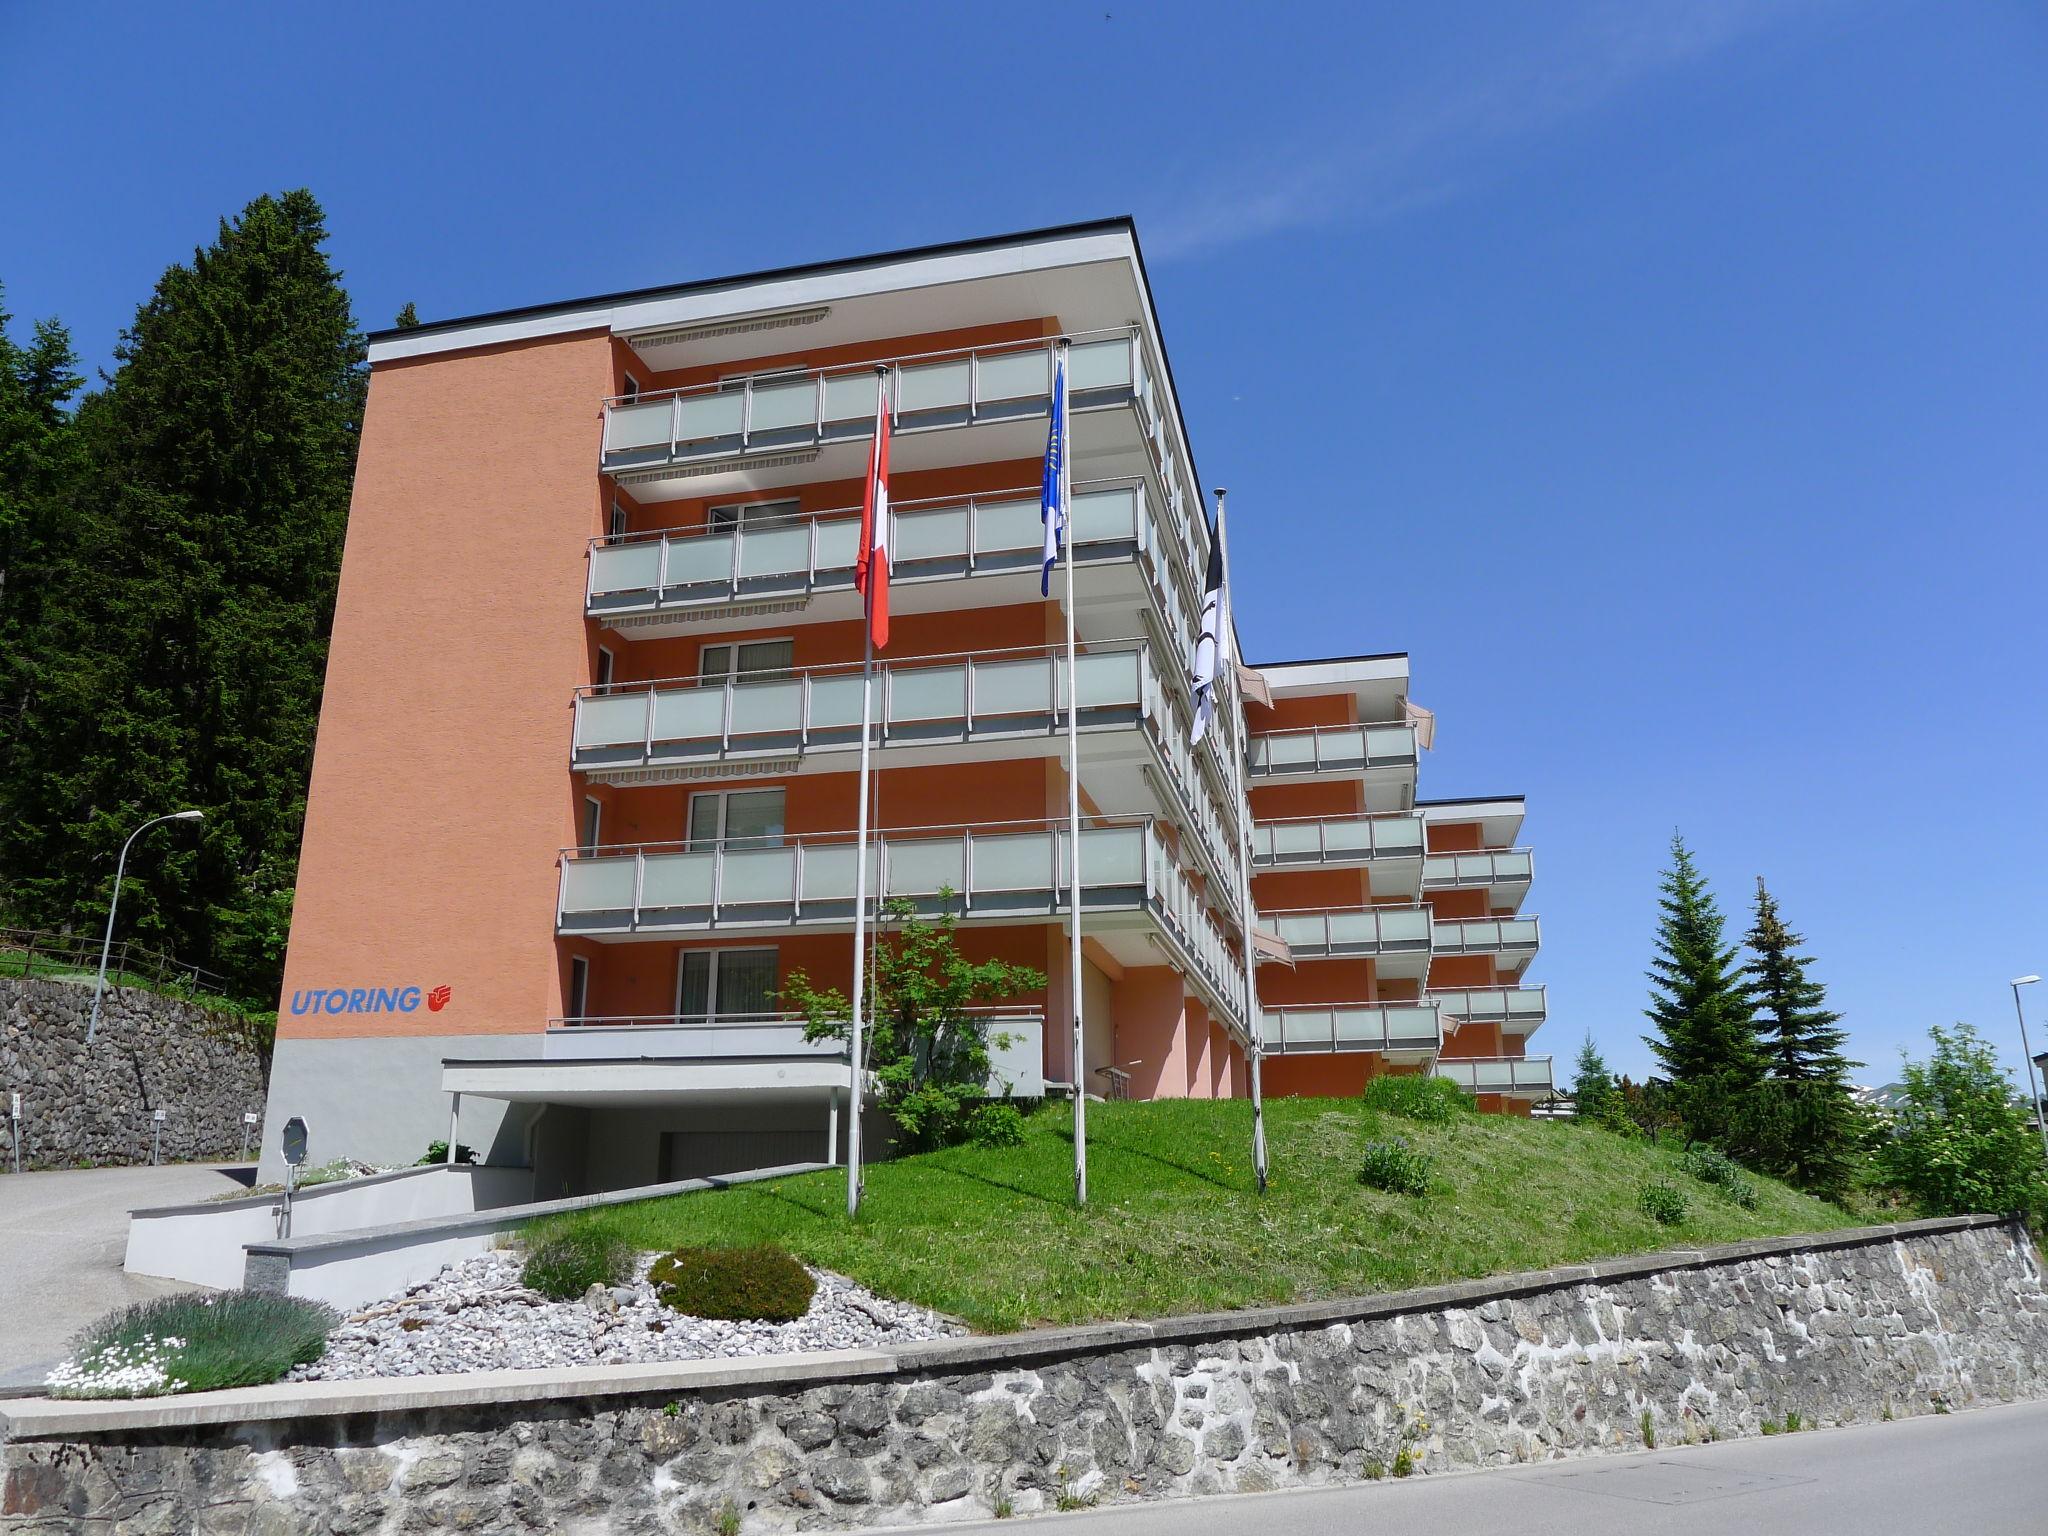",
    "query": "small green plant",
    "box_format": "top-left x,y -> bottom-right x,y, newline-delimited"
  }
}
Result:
713,1499 -> 742,1536
991,1489 -> 1015,1519
1930,1391 -> 1952,1415
663,1400 -> 681,1418
1391,1447 -> 1415,1478
48,1292 -> 337,1398
1358,1137 -> 1432,1196
417,1140 -> 478,1166
1783,1410 -> 1803,1433
1760,1418 -> 1781,1436
1053,1465 -> 1098,1511
1638,1179 -> 1689,1225
1881,1404 -> 1894,1422
1364,1460 -> 1386,1480
1640,1409 -> 1656,1448
1363,1073 -> 1468,1126
520,1226 -> 635,1301
965,1101 -> 1027,1149
1680,1146 -> 1758,1209
650,1245 -> 816,1322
